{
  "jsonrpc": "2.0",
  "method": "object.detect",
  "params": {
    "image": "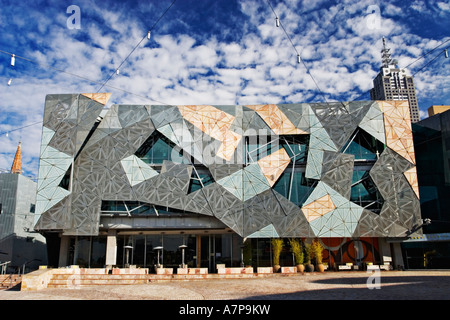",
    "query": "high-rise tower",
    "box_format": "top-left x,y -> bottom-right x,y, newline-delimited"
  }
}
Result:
370,37 -> 420,123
